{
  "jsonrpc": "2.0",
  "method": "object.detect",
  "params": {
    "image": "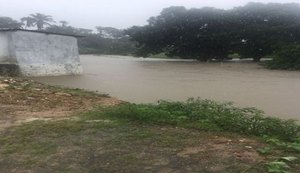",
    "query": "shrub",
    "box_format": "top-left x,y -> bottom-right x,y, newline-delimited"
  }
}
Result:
265,44 -> 300,70
88,98 -> 300,142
